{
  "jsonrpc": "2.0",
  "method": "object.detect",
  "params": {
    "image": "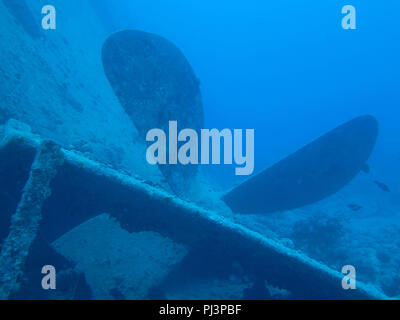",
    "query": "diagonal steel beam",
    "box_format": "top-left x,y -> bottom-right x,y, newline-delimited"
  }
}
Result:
0,139 -> 64,299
